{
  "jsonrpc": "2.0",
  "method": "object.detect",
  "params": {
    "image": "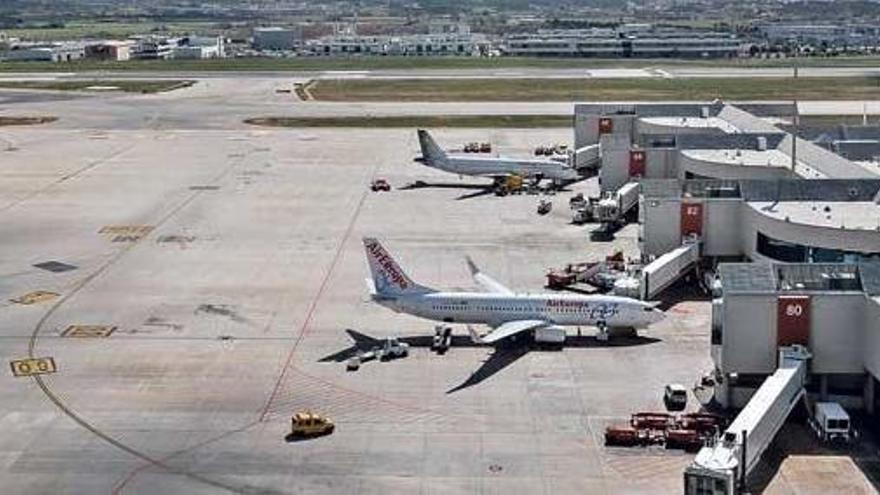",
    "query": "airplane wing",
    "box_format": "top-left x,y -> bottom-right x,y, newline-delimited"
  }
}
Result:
472,320 -> 548,344
447,345 -> 529,394
466,256 -> 514,295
